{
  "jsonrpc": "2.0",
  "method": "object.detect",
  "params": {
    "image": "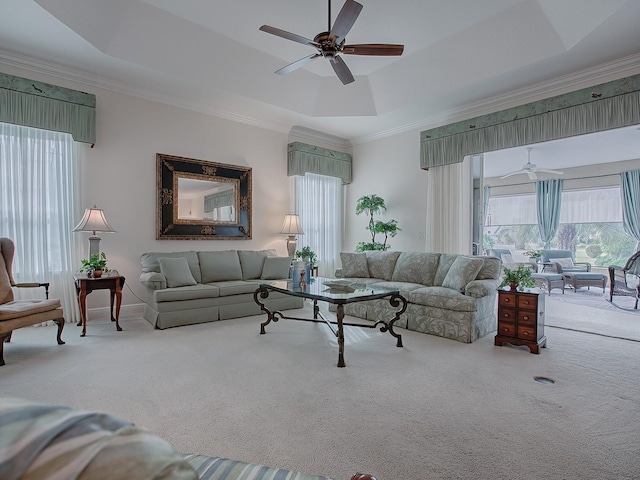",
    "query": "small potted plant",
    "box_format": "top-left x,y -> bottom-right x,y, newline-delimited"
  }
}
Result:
500,264 -> 535,291
295,246 -> 317,268
524,249 -> 543,263
80,252 -> 108,278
